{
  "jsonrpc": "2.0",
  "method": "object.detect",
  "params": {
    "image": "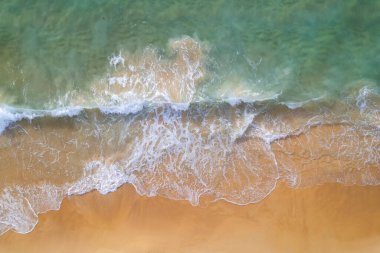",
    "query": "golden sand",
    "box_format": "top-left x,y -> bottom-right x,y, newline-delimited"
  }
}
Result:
1,183 -> 380,253
0,91 -> 379,252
